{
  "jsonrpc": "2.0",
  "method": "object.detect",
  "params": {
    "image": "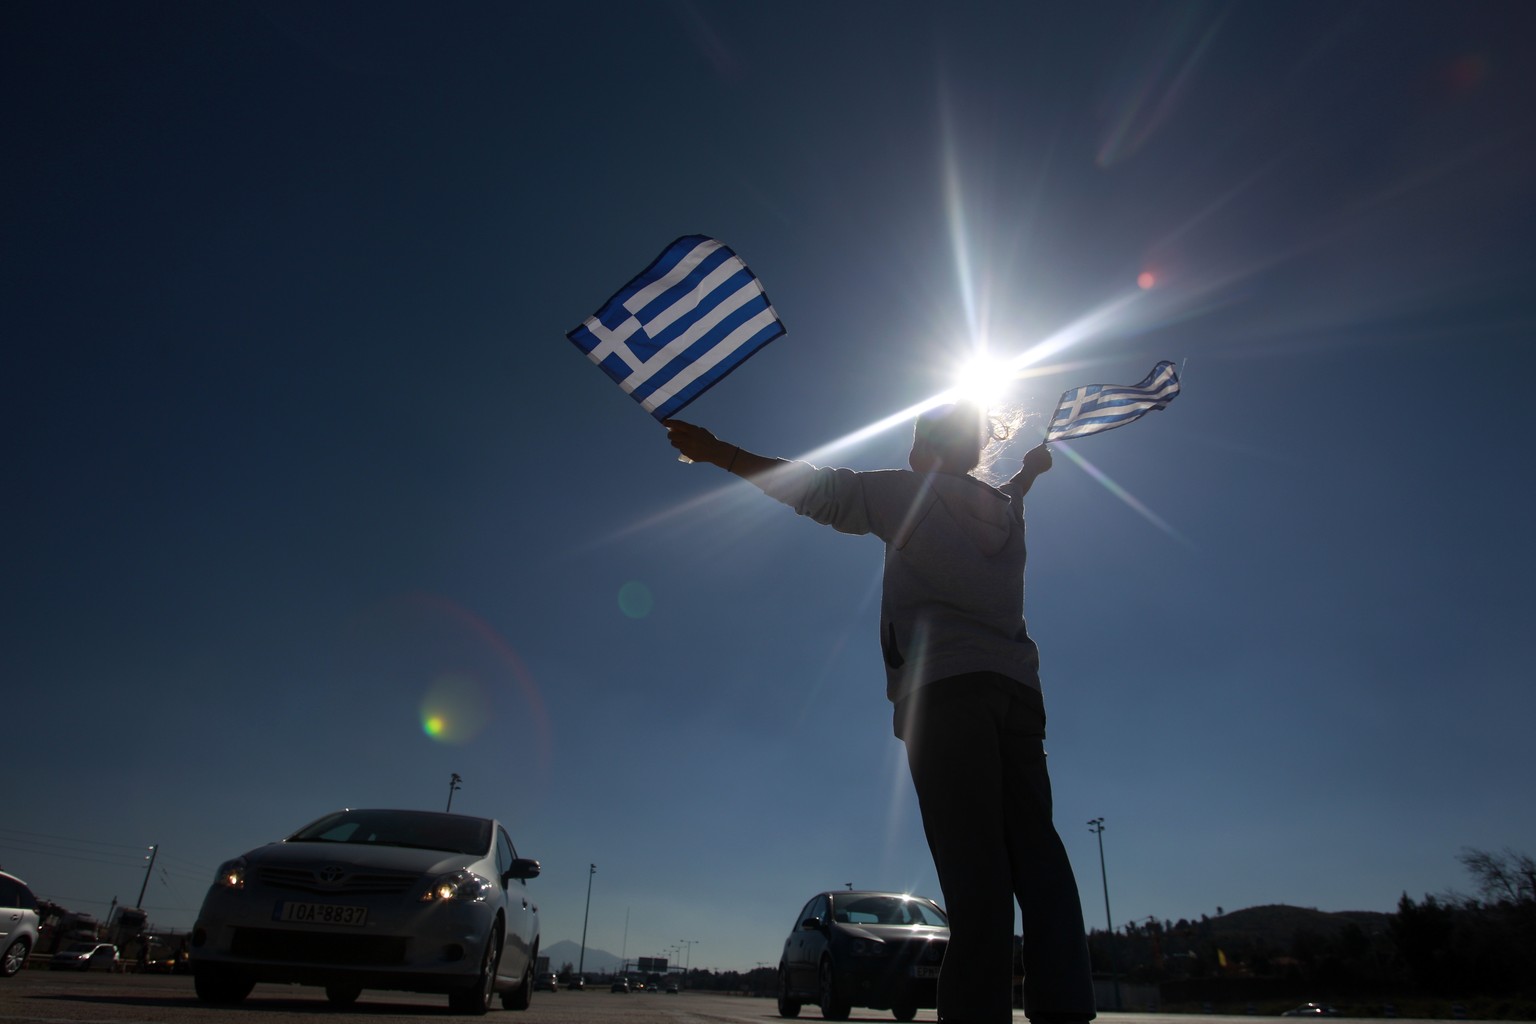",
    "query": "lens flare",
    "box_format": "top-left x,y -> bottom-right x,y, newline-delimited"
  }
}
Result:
1444,53 -> 1489,96
1052,442 -> 1190,546
419,673 -> 491,745
345,593 -> 555,774
618,581 -> 655,619
1096,9 -> 1226,167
